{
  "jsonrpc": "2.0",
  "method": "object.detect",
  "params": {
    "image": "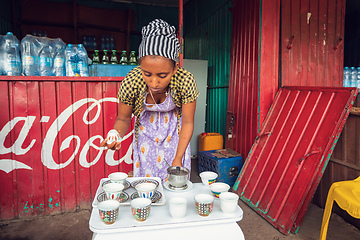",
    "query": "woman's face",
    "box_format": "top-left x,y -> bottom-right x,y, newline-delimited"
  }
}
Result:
140,55 -> 178,94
